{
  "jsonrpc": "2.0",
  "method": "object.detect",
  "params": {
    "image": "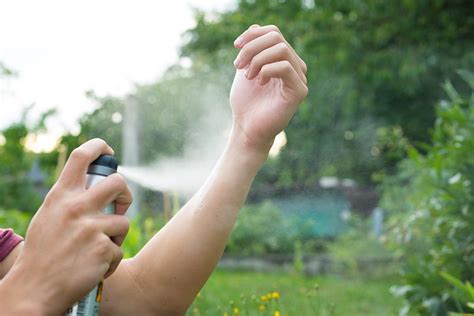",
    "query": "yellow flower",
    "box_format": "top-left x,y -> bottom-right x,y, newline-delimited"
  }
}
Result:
233,307 -> 240,315
259,304 -> 266,312
260,295 -> 268,302
224,313 -> 229,316
267,293 -> 272,299
271,291 -> 280,300
274,310 -> 281,316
